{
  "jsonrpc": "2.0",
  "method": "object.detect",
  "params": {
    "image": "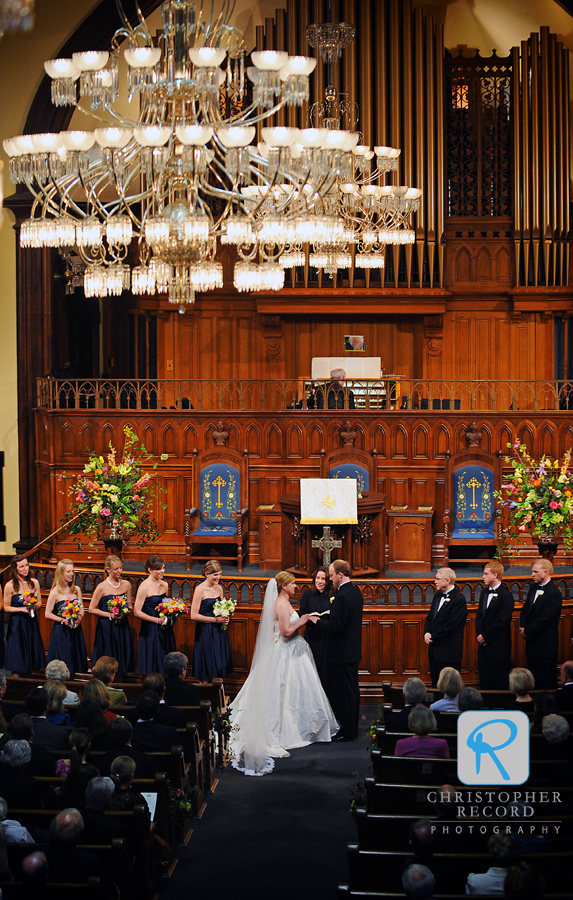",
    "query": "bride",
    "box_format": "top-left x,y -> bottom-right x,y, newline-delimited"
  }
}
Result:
229,571 -> 338,776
